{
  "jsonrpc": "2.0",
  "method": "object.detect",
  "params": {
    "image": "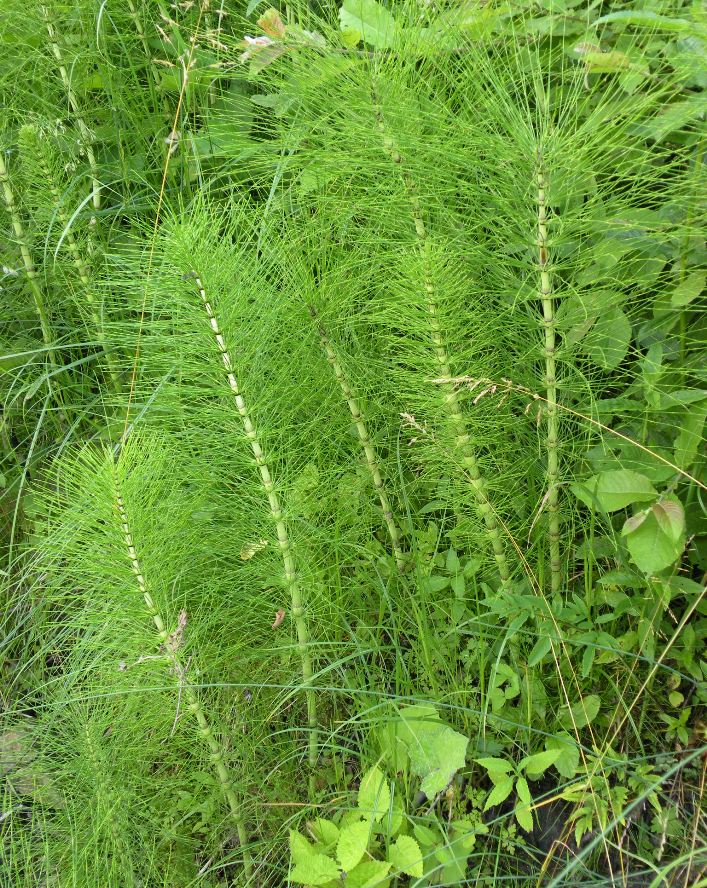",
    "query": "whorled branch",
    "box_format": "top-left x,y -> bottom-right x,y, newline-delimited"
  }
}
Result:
374,100 -> 511,586
0,150 -> 57,369
190,272 -> 318,793
112,480 -> 252,878
41,5 -> 101,214
536,159 -> 561,593
19,126 -> 120,392
309,304 -> 406,571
